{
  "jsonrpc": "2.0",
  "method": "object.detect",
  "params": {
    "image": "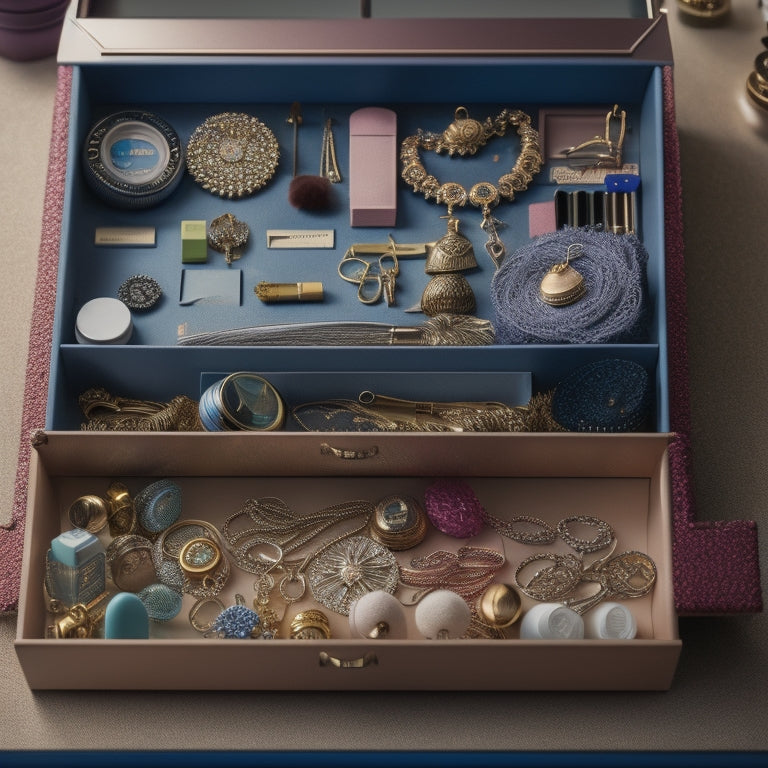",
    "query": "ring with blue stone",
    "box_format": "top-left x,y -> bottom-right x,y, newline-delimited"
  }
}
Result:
206,595 -> 261,639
